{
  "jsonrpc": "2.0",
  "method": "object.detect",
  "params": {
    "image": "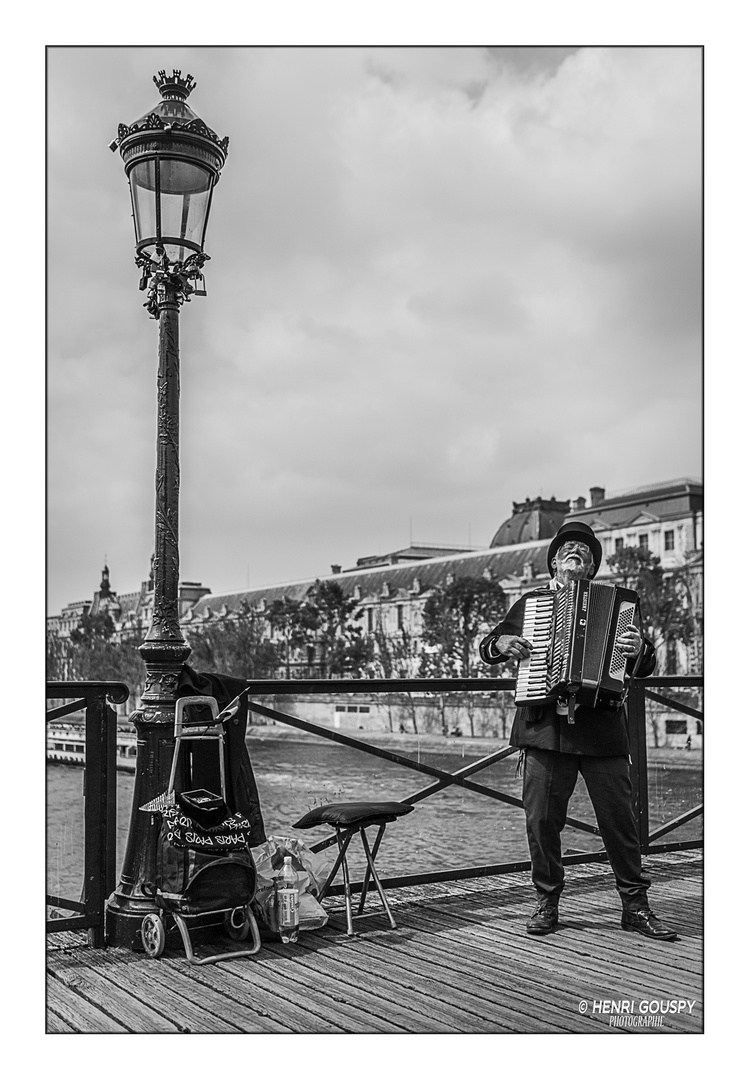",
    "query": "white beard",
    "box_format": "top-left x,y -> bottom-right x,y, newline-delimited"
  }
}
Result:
554,559 -> 591,586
